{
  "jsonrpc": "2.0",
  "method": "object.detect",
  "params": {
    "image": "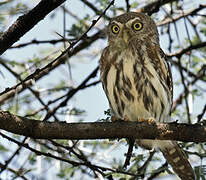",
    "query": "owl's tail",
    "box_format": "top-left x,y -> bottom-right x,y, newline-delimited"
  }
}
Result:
159,141 -> 195,180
